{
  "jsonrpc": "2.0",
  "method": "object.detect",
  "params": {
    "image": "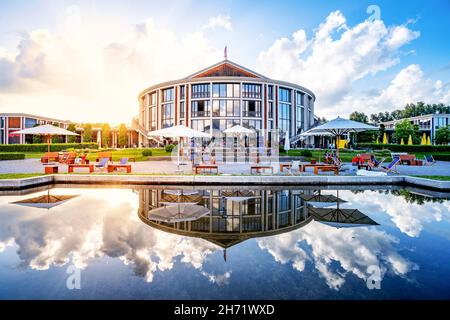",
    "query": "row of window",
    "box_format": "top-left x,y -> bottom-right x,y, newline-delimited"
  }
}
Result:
147,85 -> 313,106
0,117 -> 62,129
